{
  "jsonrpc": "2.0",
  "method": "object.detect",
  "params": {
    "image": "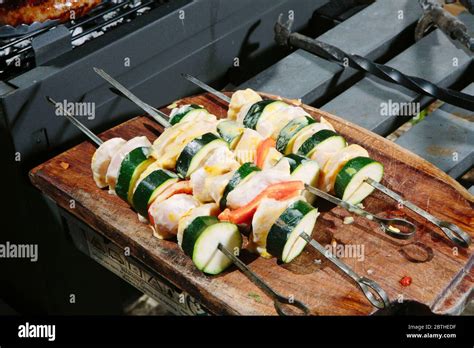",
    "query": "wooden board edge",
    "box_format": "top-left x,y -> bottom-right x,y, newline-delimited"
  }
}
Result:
28,169 -> 243,316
